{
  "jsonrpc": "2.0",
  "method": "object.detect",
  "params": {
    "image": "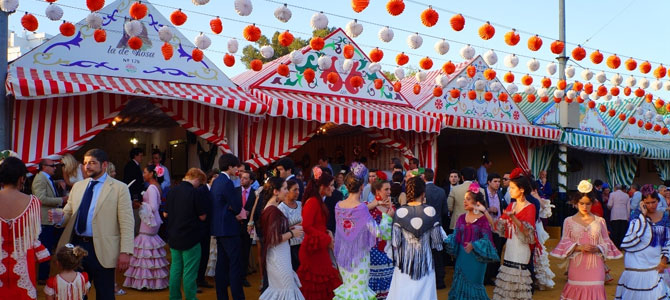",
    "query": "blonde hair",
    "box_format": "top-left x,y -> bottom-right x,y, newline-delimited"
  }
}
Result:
61,154 -> 79,178
184,168 -> 206,183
